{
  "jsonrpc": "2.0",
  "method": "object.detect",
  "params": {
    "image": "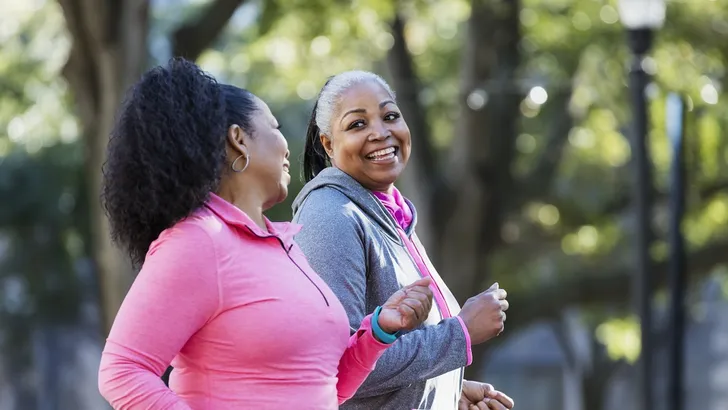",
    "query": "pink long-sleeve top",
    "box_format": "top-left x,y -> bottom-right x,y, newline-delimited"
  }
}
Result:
98,193 -> 390,409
